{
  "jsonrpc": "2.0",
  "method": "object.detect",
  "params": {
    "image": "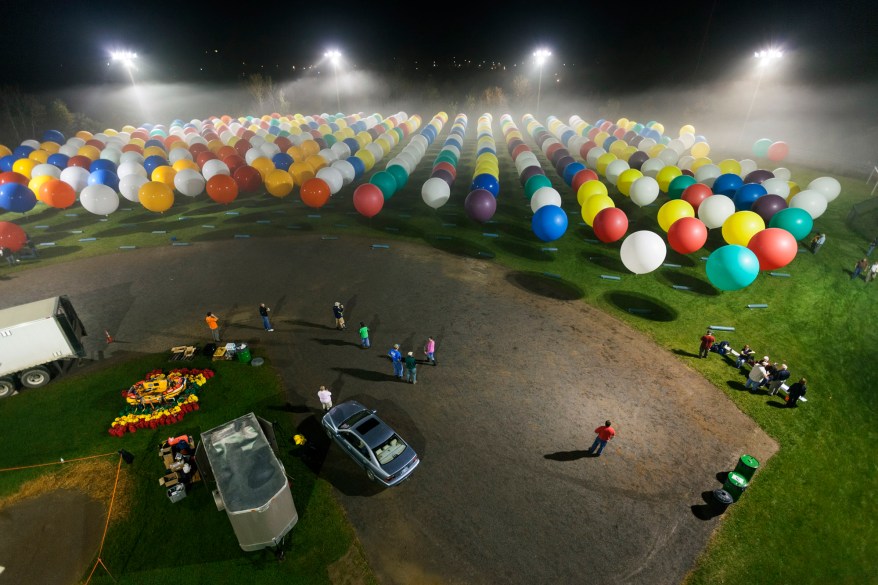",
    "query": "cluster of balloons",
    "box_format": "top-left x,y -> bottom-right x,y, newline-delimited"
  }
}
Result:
752,138 -> 789,162
463,114 -> 499,223
422,114 -> 467,209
